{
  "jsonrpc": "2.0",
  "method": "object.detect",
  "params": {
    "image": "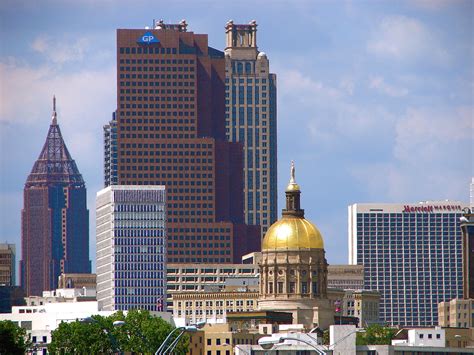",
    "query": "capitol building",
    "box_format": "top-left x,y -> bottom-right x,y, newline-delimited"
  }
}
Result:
258,162 -> 334,329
